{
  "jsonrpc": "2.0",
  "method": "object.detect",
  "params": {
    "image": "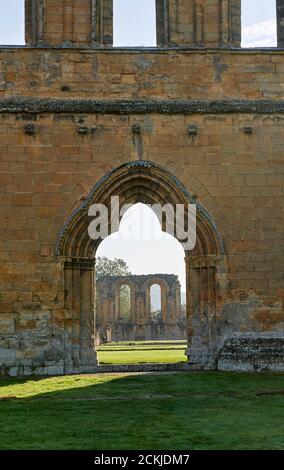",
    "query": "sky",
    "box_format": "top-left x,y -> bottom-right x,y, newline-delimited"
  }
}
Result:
96,203 -> 186,290
0,1 -> 278,289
